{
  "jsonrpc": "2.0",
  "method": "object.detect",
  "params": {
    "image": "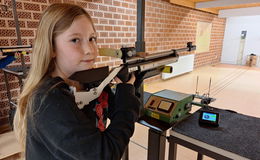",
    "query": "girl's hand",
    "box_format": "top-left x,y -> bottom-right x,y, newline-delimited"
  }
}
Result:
114,73 -> 136,85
